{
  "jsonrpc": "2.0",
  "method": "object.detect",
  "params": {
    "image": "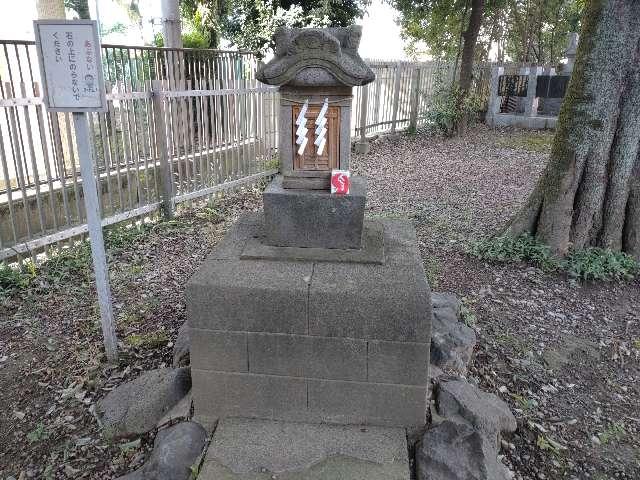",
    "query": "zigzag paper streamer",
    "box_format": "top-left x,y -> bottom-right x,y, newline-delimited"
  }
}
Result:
295,99 -> 309,155
314,98 -> 329,155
